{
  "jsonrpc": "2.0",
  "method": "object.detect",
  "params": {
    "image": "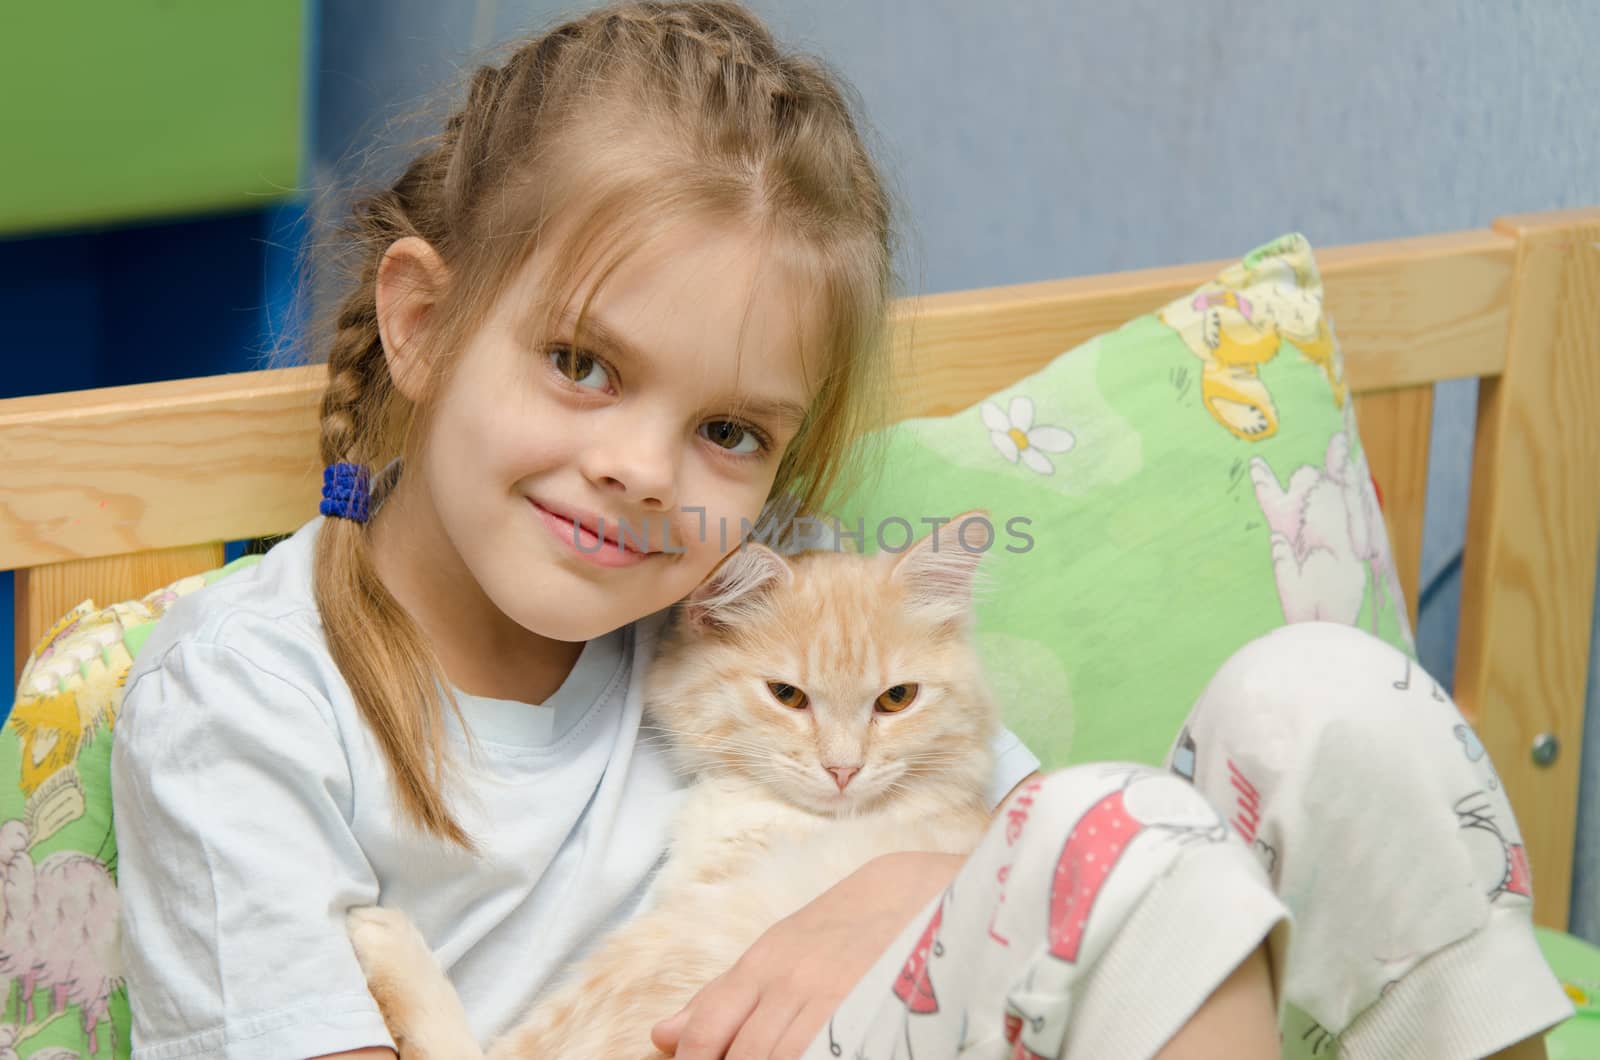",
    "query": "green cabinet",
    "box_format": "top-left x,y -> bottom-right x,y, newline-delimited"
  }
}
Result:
0,3 -> 309,236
